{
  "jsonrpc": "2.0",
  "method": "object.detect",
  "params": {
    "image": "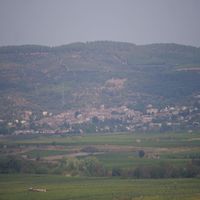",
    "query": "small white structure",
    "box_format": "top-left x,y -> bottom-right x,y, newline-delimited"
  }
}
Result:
42,111 -> 48,116
28,187 -> 47,192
